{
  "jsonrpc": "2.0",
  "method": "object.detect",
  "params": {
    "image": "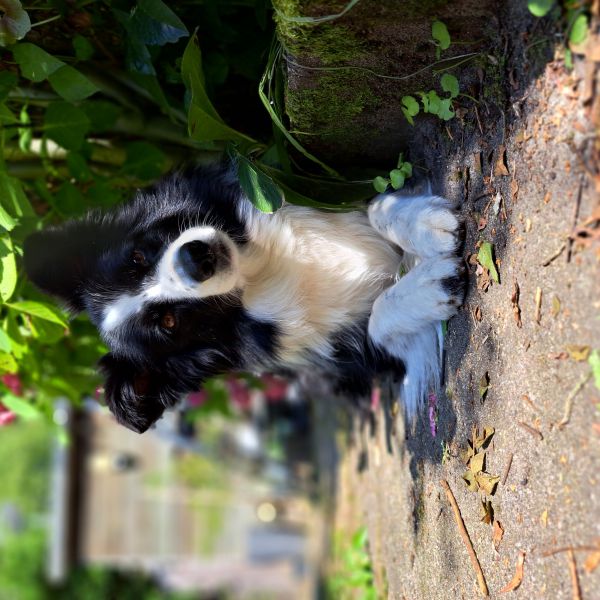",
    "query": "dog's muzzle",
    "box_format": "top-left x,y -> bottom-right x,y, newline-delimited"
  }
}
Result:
175,240 -> 229,283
